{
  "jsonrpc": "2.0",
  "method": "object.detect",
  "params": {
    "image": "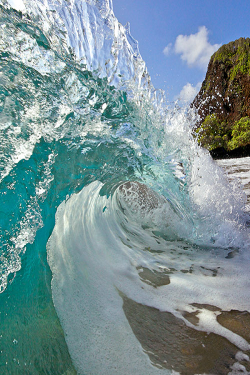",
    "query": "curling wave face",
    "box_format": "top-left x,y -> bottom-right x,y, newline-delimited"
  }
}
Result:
48,180 -> 250,374
0,0 -> 250,374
